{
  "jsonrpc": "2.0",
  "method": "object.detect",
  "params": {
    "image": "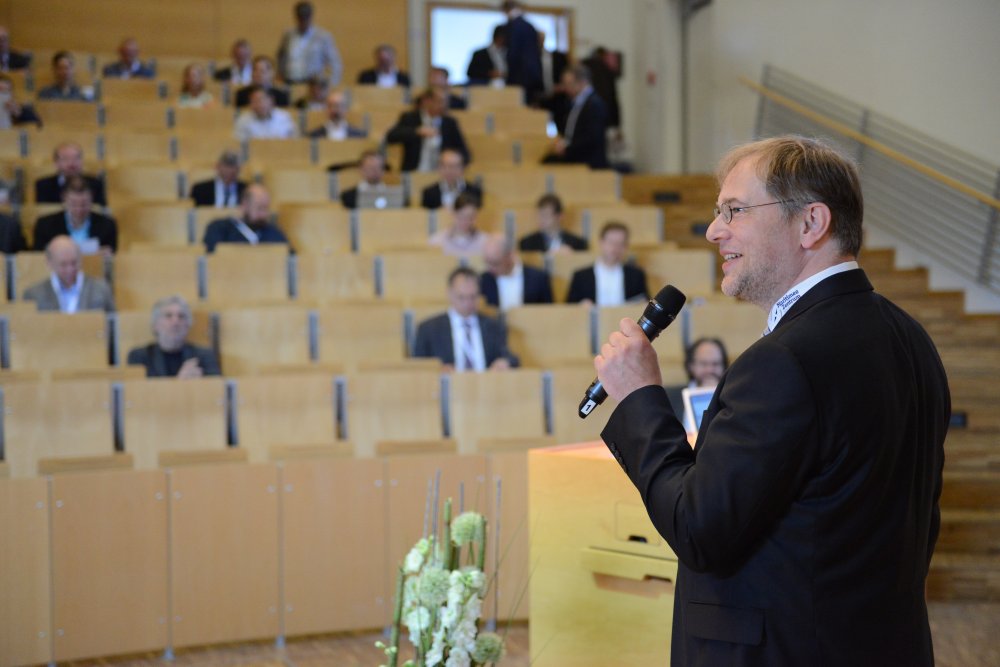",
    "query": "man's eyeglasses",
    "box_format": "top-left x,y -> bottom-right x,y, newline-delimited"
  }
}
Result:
713,200 -> 797,224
